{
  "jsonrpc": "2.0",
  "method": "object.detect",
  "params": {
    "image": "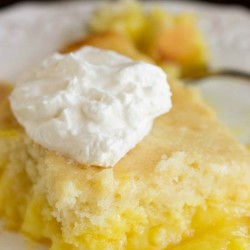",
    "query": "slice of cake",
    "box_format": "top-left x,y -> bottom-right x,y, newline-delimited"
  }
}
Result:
88,0 -> 208,78
1,72 -> 250,250
0,2 -> 250,249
